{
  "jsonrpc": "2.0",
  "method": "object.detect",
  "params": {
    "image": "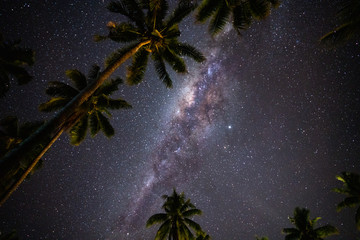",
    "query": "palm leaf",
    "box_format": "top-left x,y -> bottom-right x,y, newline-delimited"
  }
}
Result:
164,1 -> 196,30
163,48 -> 187,73
89,112 -> 101,137
170,42 -> 206,63
107,22 -> 141,43
154,219 -> 171,240
284,233 -> 300,240
233,2 -> 252,31
249,0 -> 271,20
18,121 -> 44,139
282,228 -> 299,234
0,62 -> 33,85
65,69 -> 87,91
209,3 -> 231,35
69,114 -> 88,145
356,206 -> 360,230
126,48 -> 150,85
105,98 -> 132,109
315,225 -> 339,238
146,213 -> 169,227
184,218 -> 202,234
45,81 -> 79,98
182,209 -> 202,218
87,64 -> 100,82
96,78 -> 123,96
152,52 -> 172,88
39,97 -> 69,112
196,0 -> 221,23
107,0 -> 145,29
336,196 -> 360,211
97,112 -> 115,137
